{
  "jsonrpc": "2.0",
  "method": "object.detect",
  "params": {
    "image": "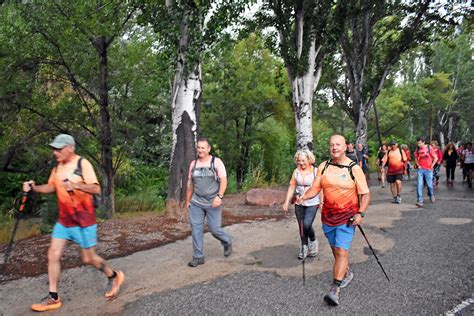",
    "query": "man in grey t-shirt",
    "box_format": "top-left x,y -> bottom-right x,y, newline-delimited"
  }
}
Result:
184,137 -> 232,267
